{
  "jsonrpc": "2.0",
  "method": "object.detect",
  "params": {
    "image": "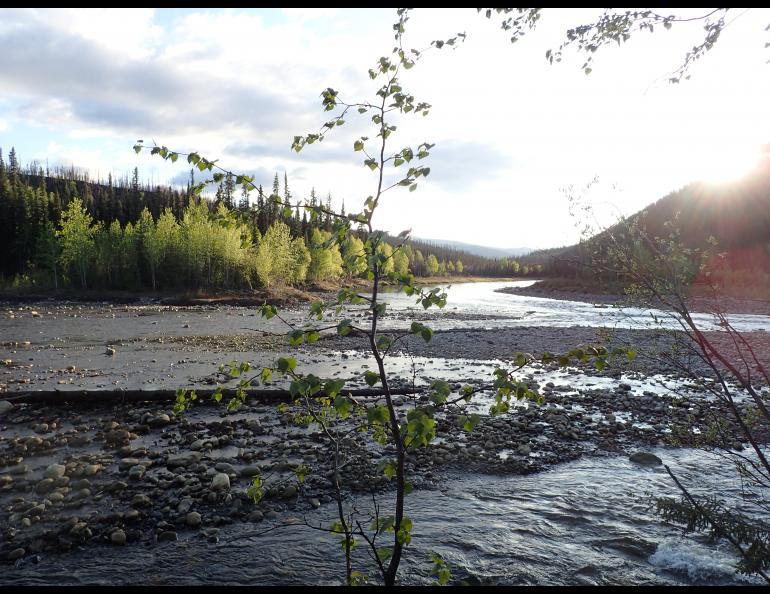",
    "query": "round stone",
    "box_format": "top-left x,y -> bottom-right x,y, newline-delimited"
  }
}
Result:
7,548 -> 25,561
158,531 -> 178,542
185,511 -> 202,527
44,464 -> 66,479
211,473 -> 230,491
111,529 -> 127,546
629,452 -> 663,466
